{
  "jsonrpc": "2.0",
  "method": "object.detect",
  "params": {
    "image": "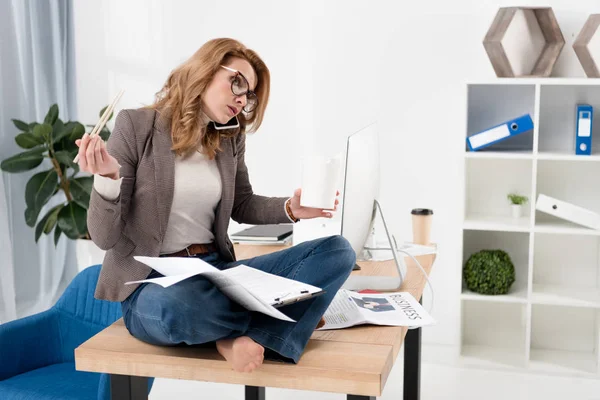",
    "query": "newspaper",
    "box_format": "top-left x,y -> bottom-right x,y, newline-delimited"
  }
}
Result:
316,290 -> 435,330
